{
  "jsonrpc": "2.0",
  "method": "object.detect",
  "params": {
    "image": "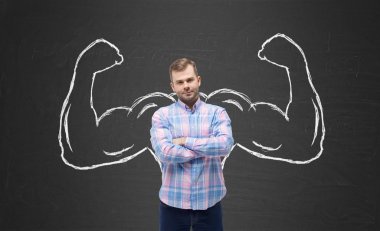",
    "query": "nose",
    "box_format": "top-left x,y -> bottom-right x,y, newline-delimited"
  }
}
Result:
183,82 -> 189,89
